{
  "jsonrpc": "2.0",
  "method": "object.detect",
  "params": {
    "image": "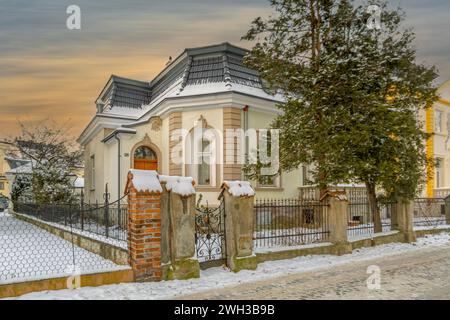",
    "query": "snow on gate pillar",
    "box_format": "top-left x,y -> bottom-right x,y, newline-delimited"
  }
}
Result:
125,169 -> 163,282
222,181 -> 258,272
